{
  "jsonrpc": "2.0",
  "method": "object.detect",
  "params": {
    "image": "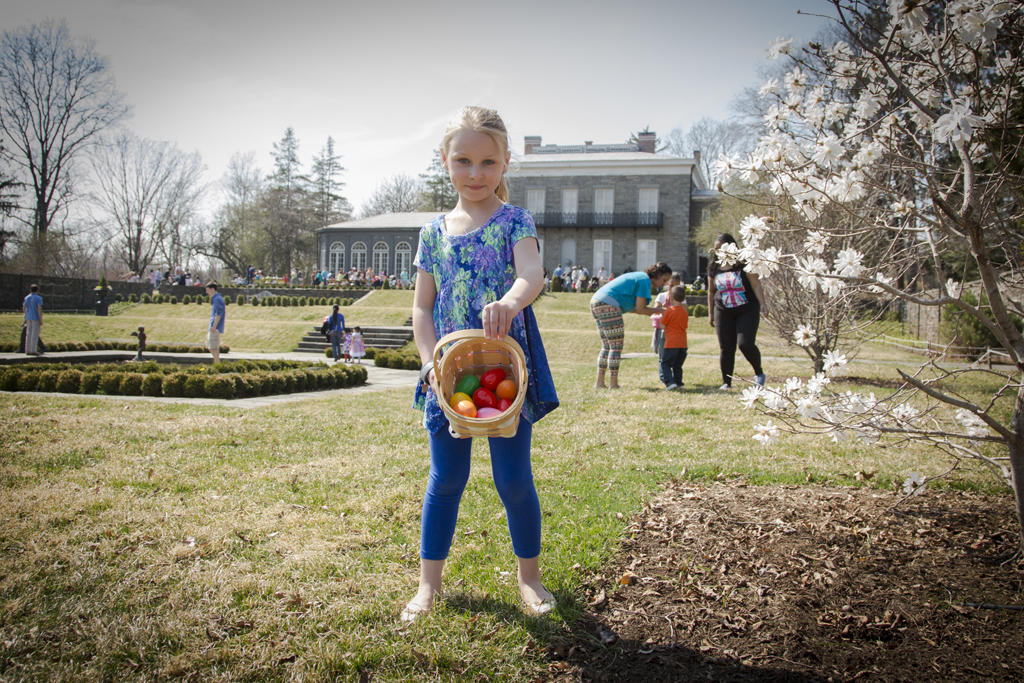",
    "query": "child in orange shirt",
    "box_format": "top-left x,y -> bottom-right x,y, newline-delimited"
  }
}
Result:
658,285 -> 689,390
